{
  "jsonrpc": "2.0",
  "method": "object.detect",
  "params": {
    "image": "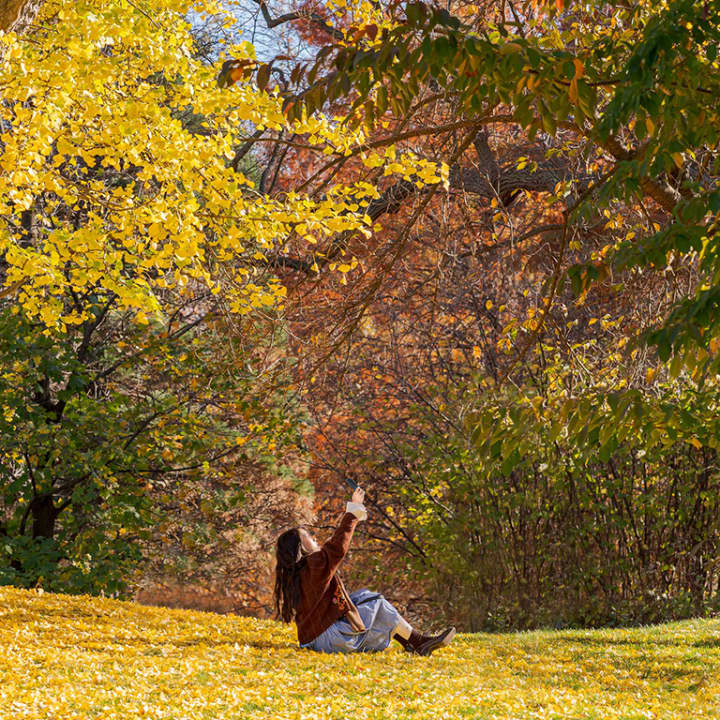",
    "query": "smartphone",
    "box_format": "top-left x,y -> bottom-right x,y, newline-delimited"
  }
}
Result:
343,476 -> 359,491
